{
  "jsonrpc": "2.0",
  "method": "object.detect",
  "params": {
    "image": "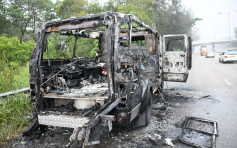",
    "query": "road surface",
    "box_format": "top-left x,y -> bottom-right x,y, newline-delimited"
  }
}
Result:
167,53 -> 237,148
